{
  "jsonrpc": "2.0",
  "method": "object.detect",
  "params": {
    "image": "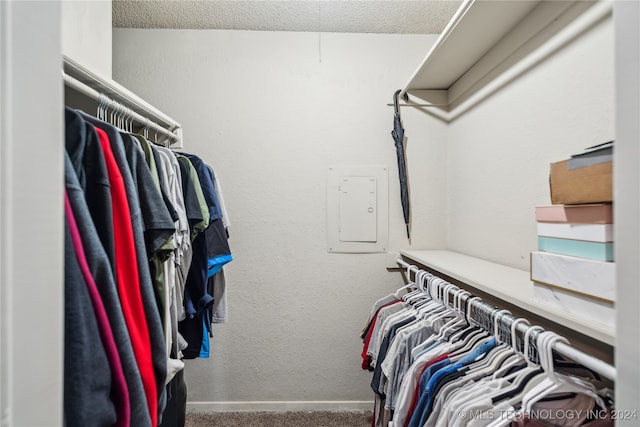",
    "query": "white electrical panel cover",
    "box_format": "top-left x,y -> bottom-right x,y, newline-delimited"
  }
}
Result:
327,165 -> 388,253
